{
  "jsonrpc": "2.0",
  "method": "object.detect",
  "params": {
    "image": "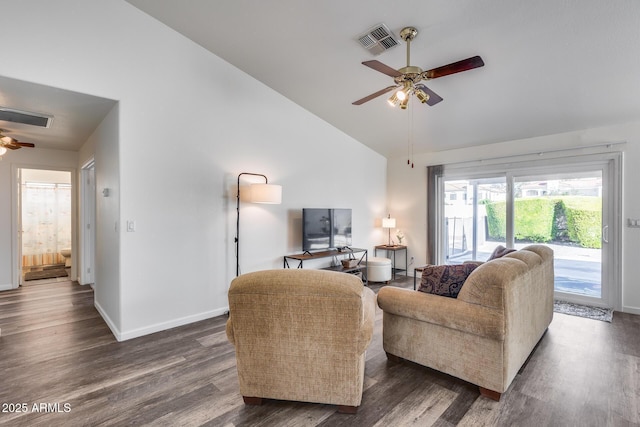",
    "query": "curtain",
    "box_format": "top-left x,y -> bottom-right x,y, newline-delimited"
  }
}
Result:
426,165 -> 443,265
22,183 -> 72,267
